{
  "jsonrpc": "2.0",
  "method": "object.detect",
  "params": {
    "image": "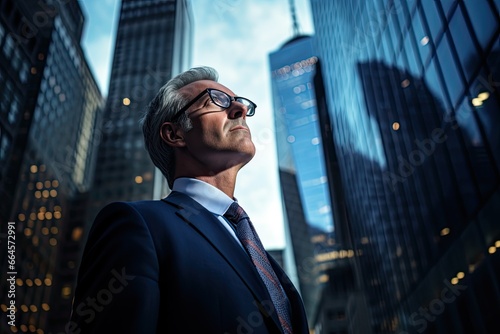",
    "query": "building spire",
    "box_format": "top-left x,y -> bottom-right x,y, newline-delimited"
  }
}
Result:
289,0 -> 301,37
